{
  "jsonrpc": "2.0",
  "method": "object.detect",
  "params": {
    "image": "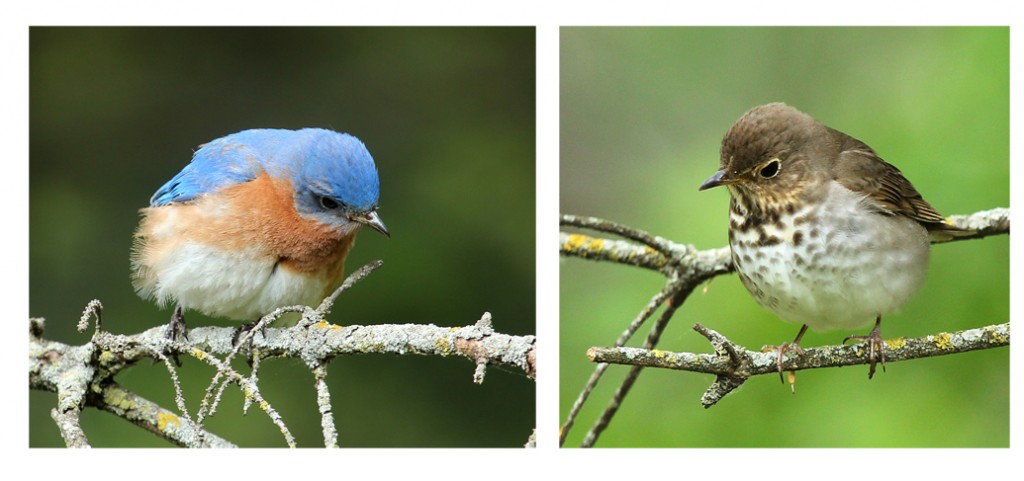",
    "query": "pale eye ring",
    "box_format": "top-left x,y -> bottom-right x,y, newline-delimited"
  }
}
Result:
758,159 -> 781,179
